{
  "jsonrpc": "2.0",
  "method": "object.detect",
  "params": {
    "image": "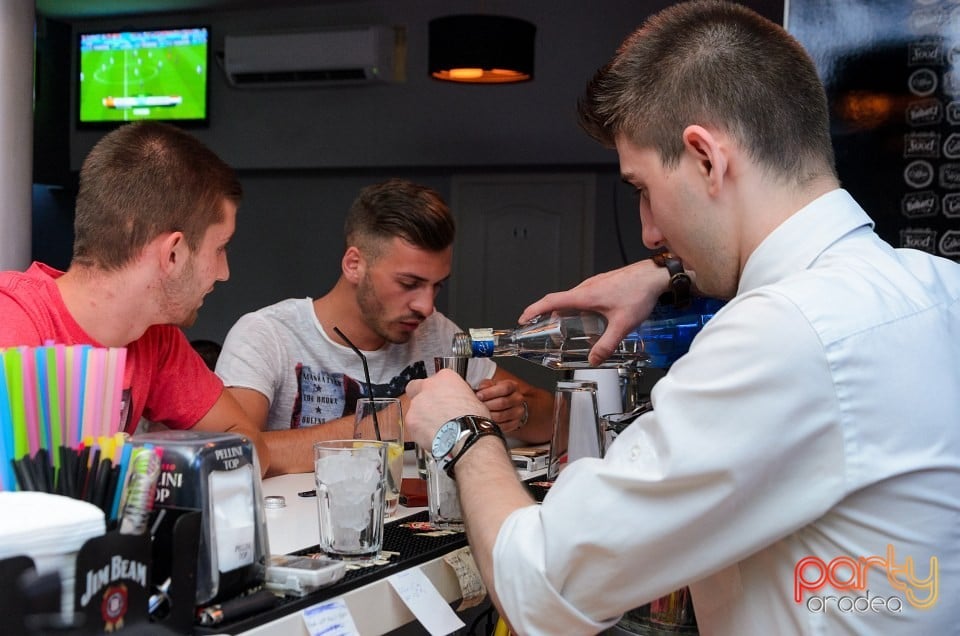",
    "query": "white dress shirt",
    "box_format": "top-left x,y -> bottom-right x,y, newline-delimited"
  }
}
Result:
492,190 -> 960,635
